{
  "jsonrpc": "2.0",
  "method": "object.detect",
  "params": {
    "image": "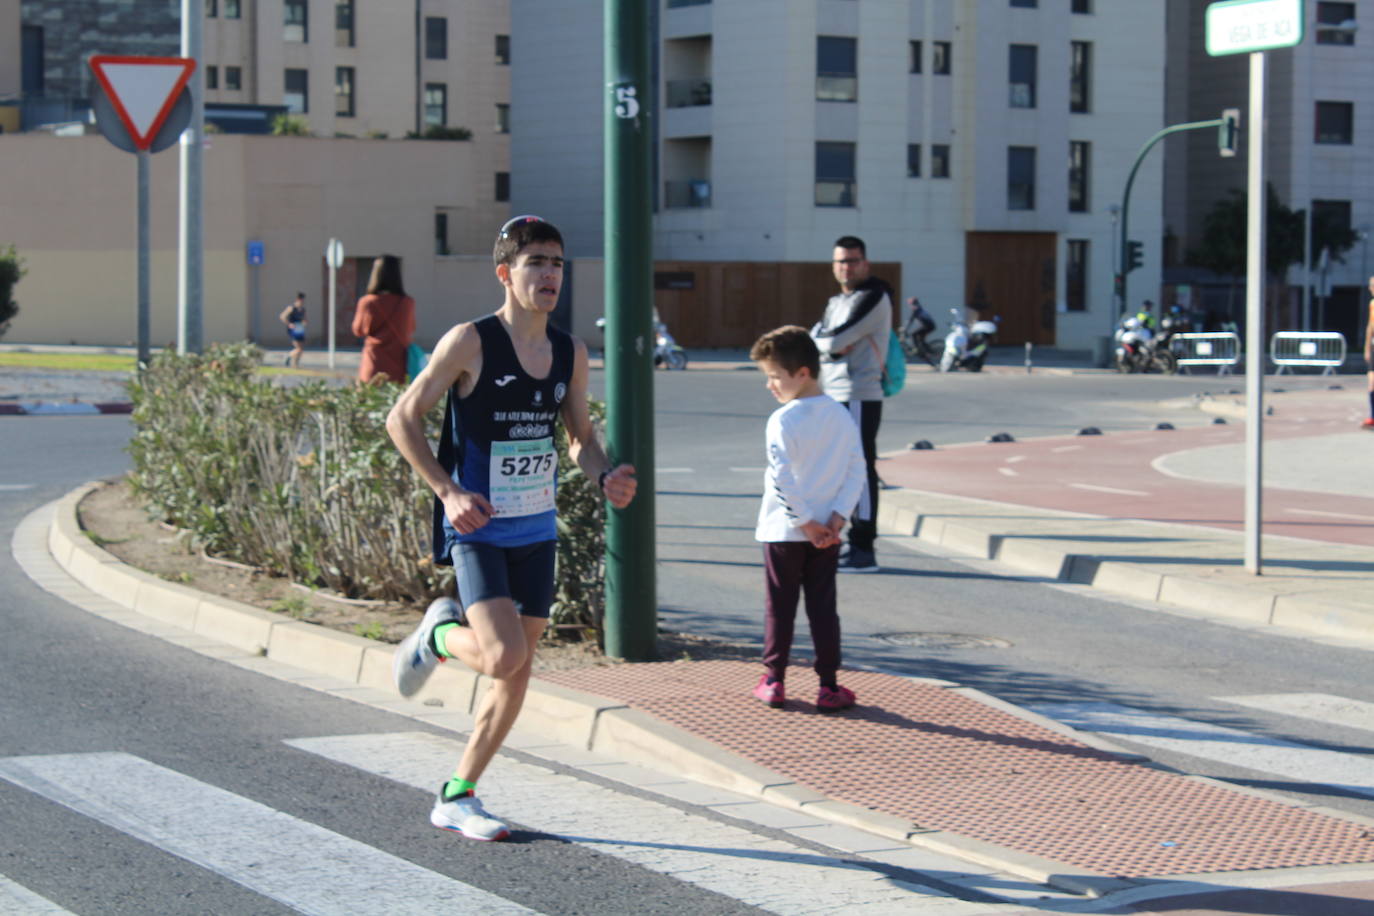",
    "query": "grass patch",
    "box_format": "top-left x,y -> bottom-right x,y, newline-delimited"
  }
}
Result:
0,352 -> 137,372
